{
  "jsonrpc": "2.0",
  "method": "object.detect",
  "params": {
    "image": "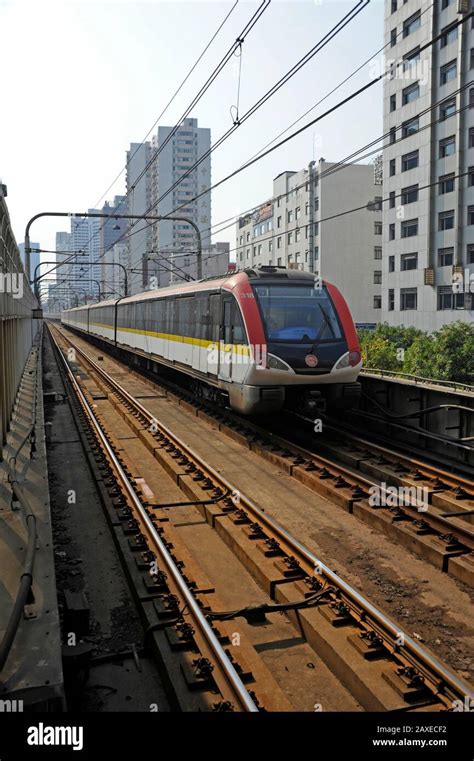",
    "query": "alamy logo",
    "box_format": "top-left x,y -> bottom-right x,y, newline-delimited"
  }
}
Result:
27,723 -> 84,752
0,272 -> 24,299
369,481 -> 429,512
0,699 -> 23,712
